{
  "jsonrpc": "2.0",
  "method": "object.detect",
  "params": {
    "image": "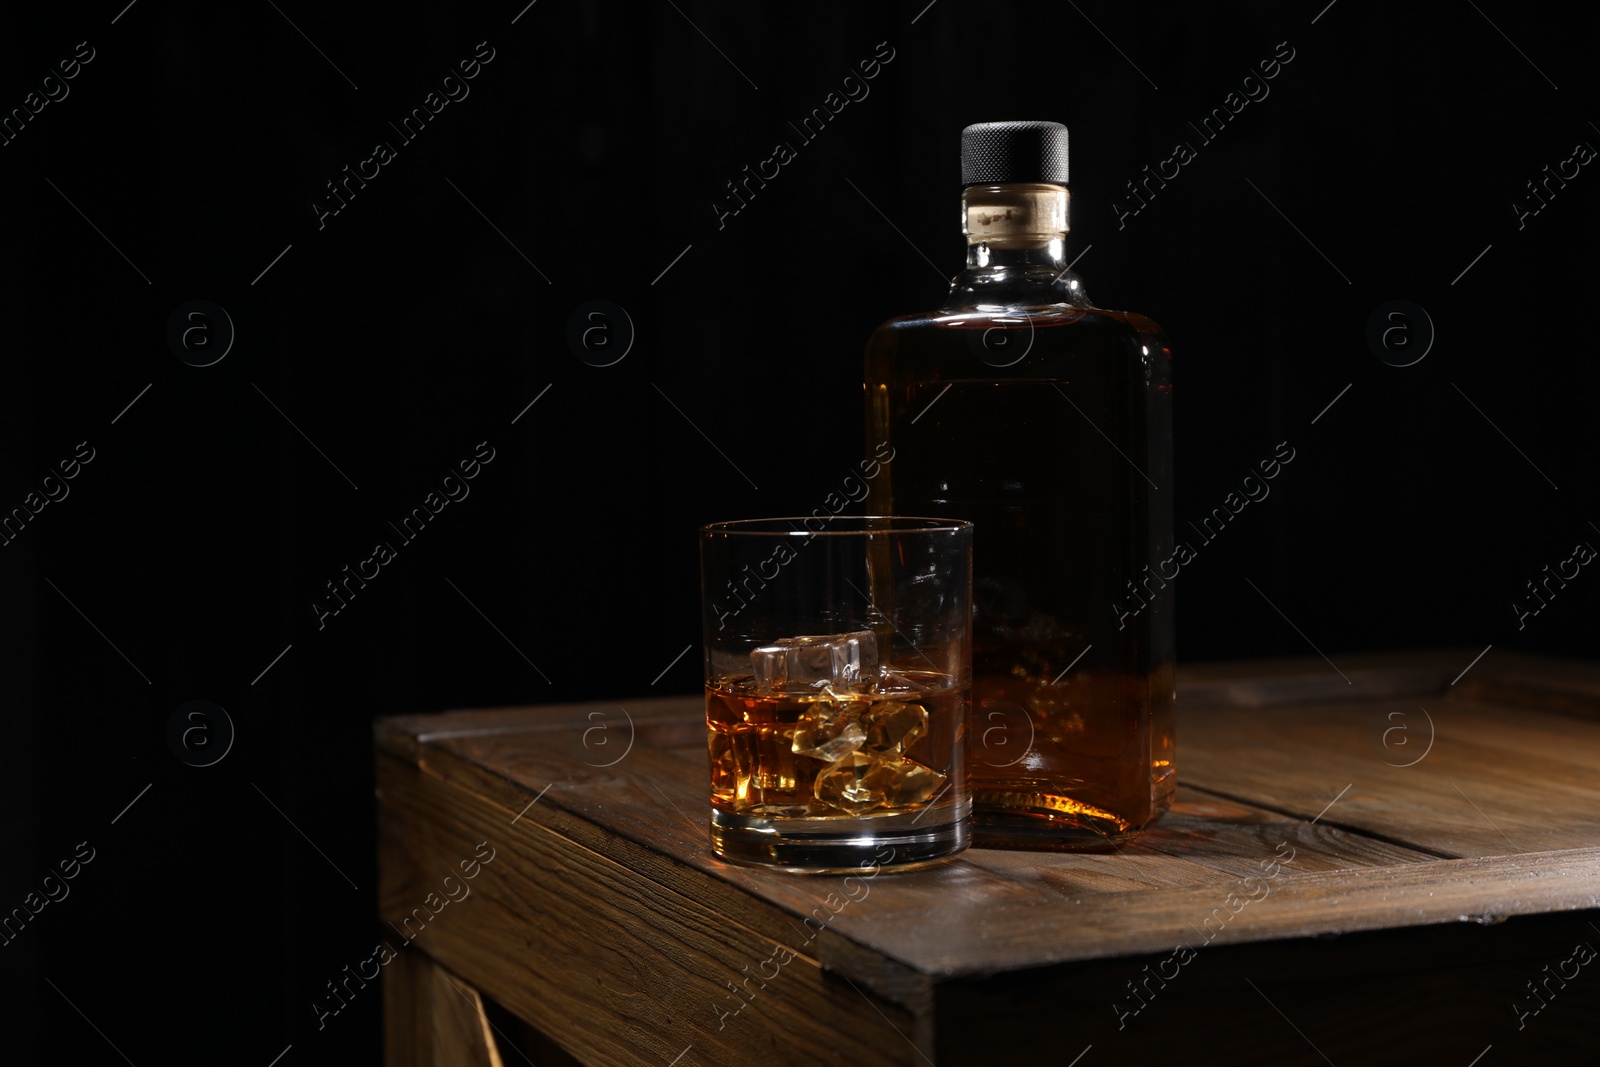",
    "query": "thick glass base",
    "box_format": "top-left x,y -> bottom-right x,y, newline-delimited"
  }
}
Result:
710,804 -> 971,873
